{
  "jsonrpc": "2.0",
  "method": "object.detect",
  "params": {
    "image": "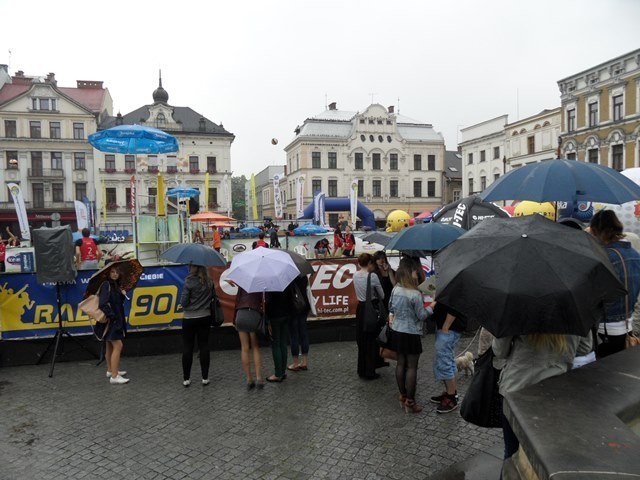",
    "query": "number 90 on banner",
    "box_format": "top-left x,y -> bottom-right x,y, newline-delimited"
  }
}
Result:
128,286 -> 181,326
